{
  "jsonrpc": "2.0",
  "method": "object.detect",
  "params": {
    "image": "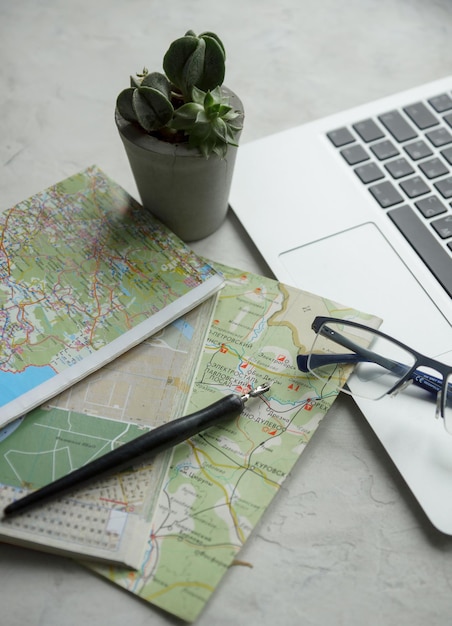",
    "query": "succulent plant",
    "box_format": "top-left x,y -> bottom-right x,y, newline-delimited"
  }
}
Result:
116,30 -> 242,158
